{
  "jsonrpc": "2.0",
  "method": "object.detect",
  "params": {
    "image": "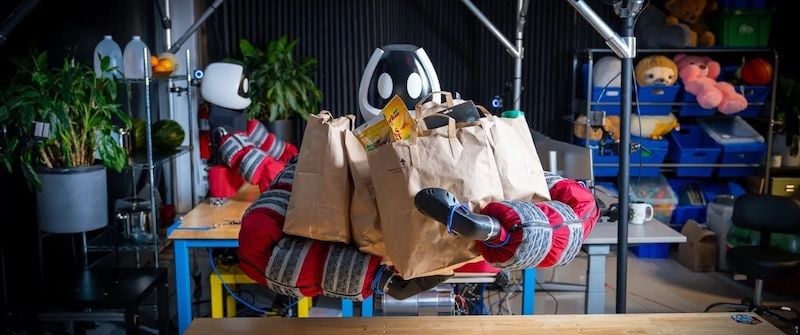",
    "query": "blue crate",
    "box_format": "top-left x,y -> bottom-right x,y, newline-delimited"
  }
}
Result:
635,85 -> 680,115
734,85 -> 770,118
667,178 -> 747,229
666,125 -> 723,177
582,64 -> 677,116
678,87 -> 717,117
576,137 -> 668,177
630,243 -> 671,259
719,0 -> 766,9
699,117 -> 767,177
